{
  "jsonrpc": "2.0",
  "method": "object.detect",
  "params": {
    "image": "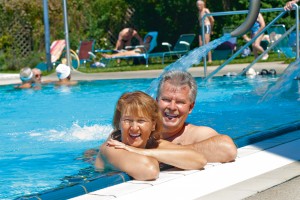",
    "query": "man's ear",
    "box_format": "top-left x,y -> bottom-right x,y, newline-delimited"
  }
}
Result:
189,102 -> 195,113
